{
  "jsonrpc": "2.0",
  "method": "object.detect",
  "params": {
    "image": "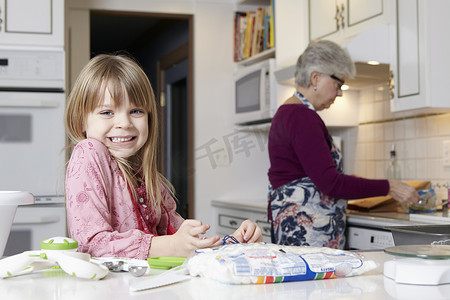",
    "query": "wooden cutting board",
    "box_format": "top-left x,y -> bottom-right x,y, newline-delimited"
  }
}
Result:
347,180 -> 431,212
